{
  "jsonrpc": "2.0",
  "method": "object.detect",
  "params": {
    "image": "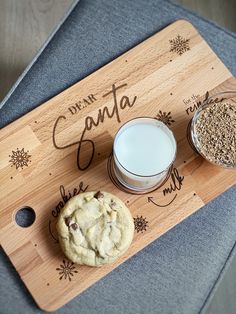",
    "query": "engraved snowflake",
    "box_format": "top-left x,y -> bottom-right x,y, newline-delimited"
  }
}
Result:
9,148 -> 31,169
56,260 -> 78,281
169,35 -> 190,55
133,216 -> 148,233
155,110 -> 175,126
